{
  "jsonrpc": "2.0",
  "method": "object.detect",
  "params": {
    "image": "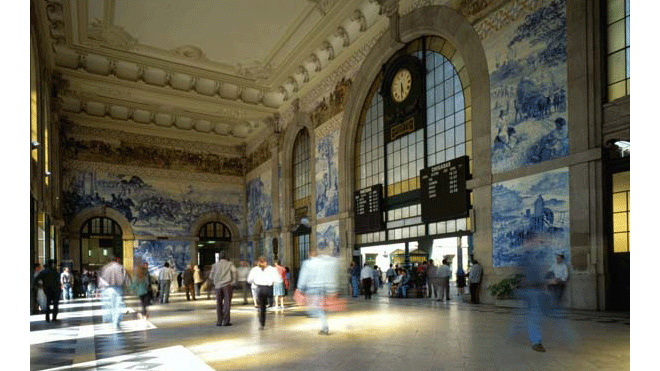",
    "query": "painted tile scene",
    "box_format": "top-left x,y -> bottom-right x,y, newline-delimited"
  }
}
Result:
483,0 -> 569,173
492,168 -> 570,267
